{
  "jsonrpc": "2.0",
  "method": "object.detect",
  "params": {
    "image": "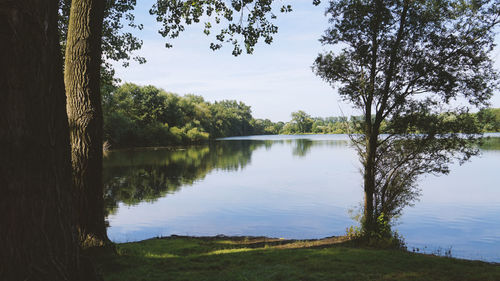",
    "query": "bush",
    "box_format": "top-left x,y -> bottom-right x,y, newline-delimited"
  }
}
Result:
347,213 -> 407,250
186,127 -> 209,142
